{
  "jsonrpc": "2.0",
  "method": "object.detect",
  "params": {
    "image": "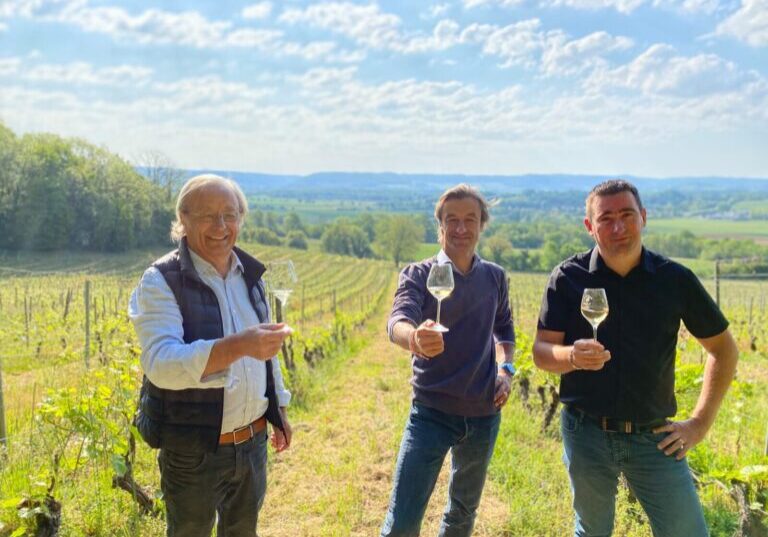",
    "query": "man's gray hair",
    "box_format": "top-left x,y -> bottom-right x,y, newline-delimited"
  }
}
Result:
170,174 -> 249,242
